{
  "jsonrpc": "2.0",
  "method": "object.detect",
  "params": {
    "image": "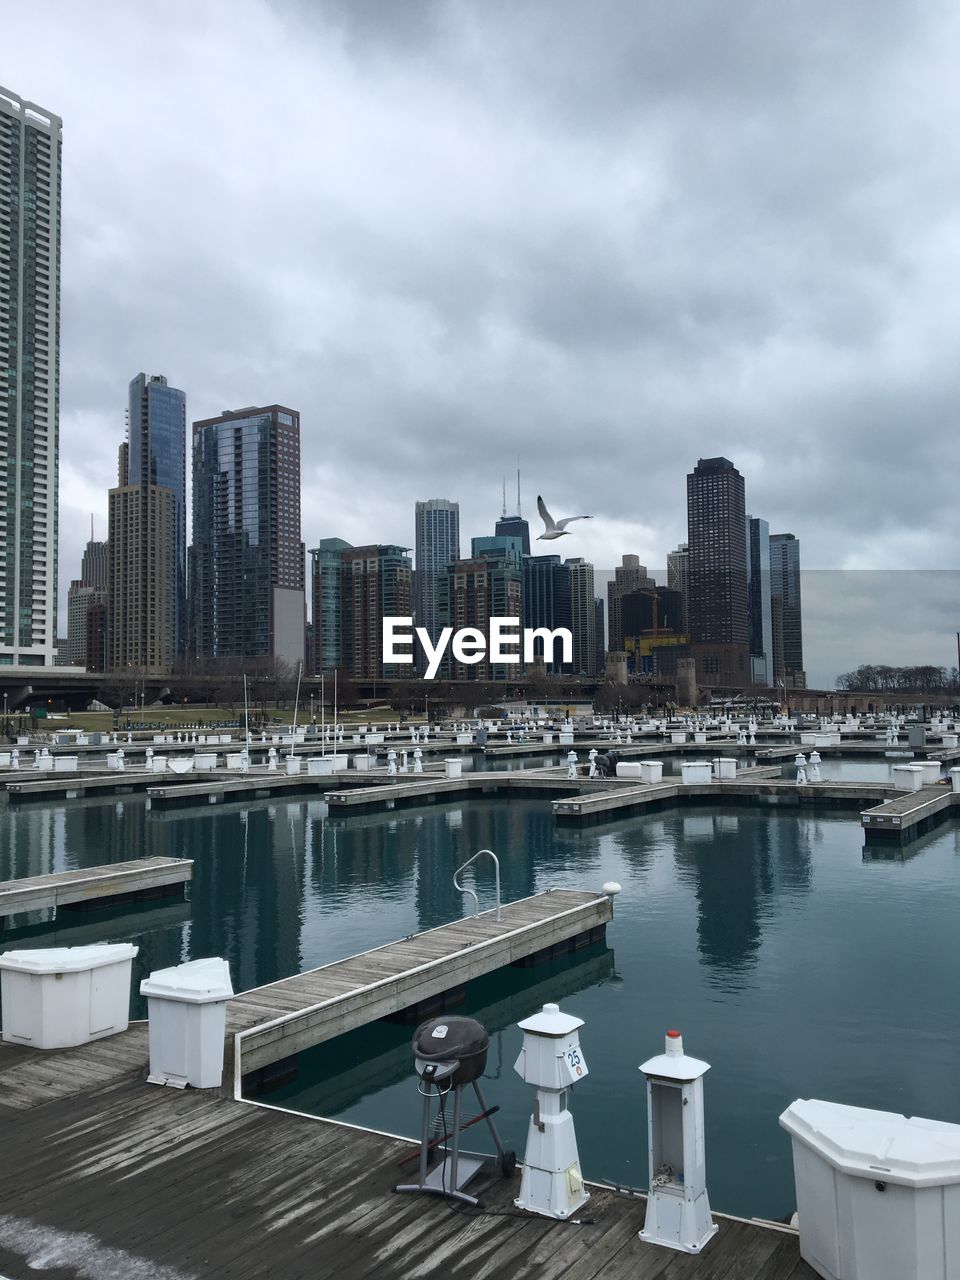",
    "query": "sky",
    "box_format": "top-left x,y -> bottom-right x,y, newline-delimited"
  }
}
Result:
4,0 -> 959,686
